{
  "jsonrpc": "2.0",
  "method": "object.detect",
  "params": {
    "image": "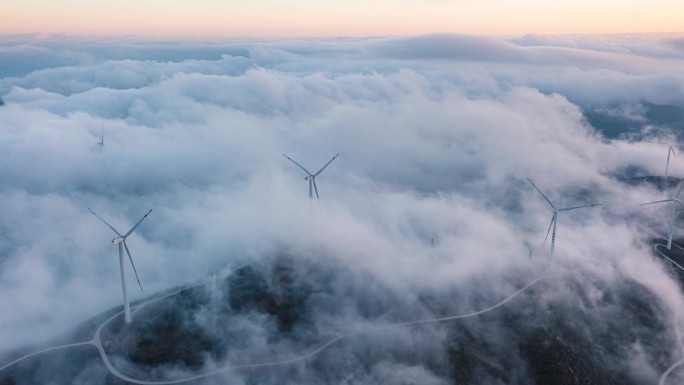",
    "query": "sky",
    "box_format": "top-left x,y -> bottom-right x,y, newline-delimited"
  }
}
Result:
2,0 -> 684,36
